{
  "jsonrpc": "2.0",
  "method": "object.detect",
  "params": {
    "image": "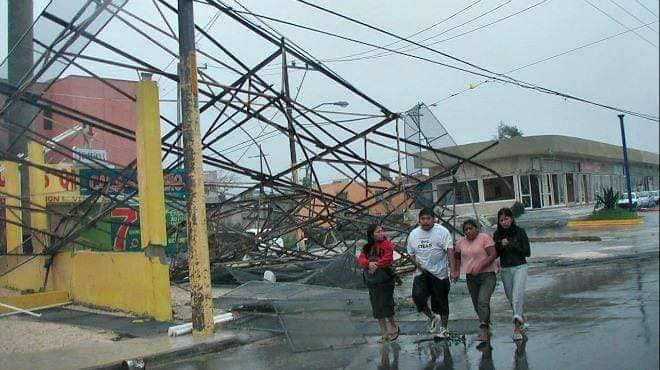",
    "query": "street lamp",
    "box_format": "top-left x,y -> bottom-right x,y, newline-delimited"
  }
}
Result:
311,101 -> 349,110
295,101 -> 349,119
